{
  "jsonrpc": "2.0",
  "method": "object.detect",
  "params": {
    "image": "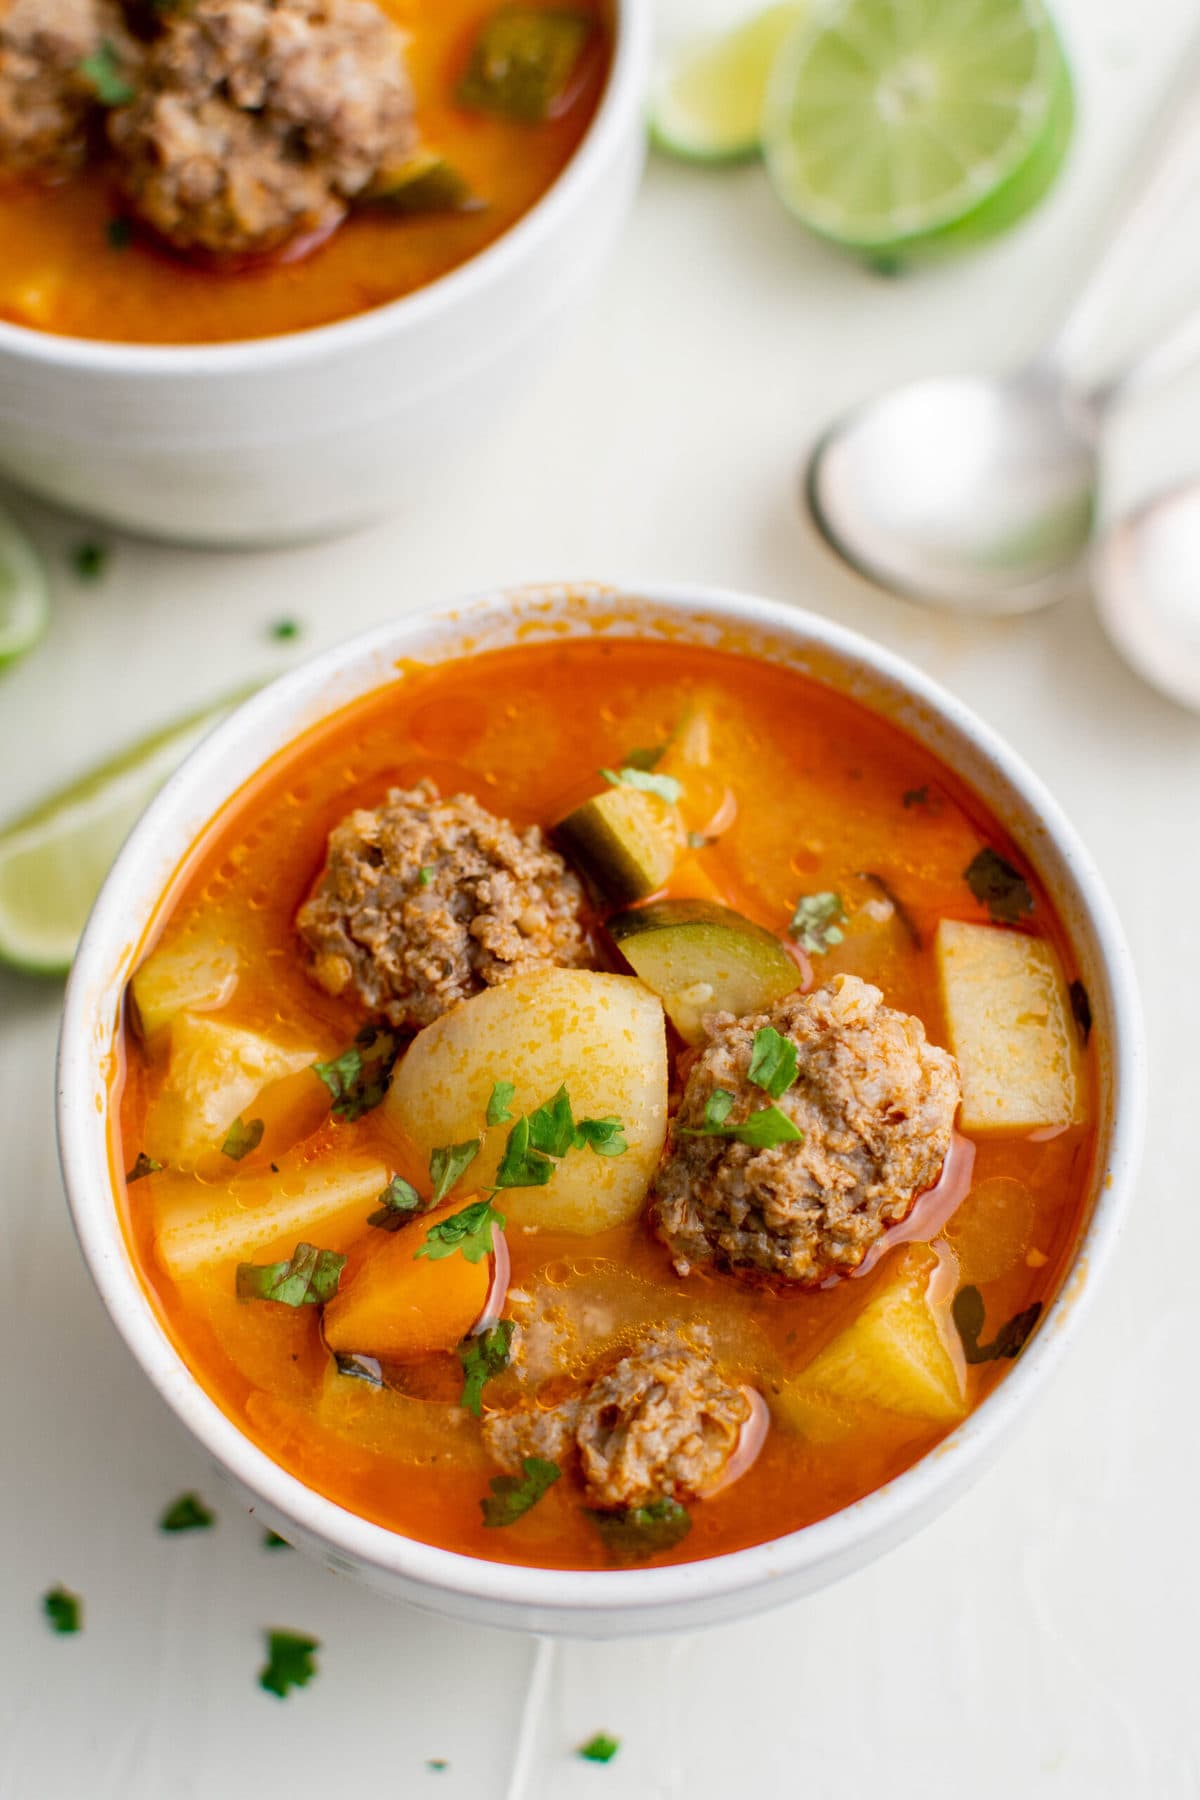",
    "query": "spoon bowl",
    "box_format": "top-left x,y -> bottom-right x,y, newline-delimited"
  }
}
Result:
1095,483 -> 1200,711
